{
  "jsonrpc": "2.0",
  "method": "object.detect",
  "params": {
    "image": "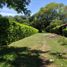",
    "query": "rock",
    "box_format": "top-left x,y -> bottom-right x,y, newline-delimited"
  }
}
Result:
49,59 -> 54,63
